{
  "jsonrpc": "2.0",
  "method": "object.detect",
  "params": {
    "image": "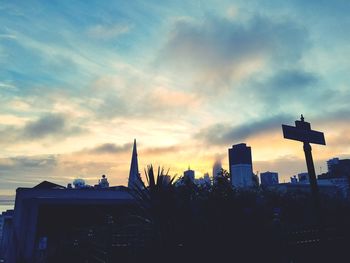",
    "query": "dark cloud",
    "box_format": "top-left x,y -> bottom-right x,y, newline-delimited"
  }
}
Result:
158,14 -> 309,92
0,113 -> 84,144
316,109 -> 350,123
0,155 -> 57,172
246,69 -> 319,108
89,143 -> 132,154
268,69 -> 317,91
196,114 -> 293,145
0,155 -> 58,190
22,114 -> 67,139
196,109 -> 350,147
